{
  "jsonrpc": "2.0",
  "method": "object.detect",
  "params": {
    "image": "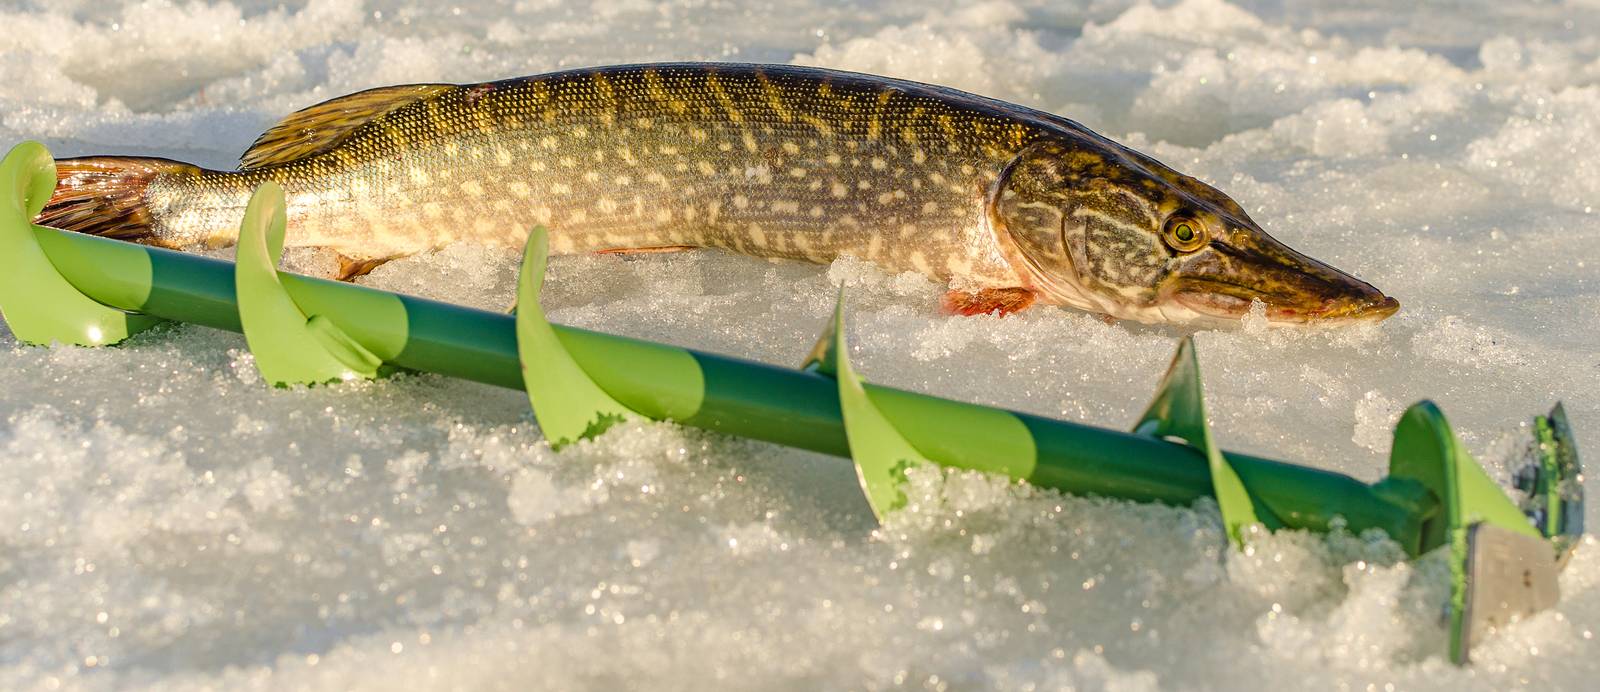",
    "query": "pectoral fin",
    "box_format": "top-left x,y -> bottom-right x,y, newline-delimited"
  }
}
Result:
335,253 -> 401,281
940,288 -> 1036,316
